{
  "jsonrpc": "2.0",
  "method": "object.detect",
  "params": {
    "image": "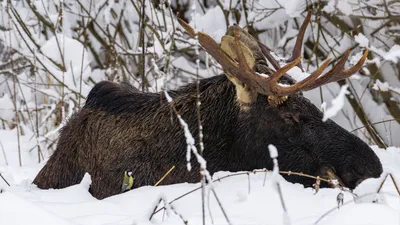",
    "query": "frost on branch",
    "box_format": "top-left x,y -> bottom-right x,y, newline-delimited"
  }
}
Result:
322,85 -> 349,122
163,90 -> 209,176
373,80 -> 400,94
384,45 -> 400,63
